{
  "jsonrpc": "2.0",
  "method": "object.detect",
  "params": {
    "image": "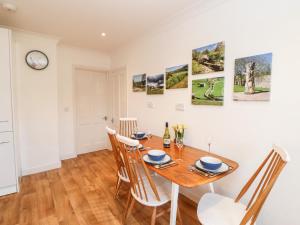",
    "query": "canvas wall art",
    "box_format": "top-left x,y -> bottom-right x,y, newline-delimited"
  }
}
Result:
132,74 -> 146,92
166,64 -> 188,89
192,77 -> 224,106
147,74 -> 164,95
233,53 -> 272,101
192,41 -> 225,75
